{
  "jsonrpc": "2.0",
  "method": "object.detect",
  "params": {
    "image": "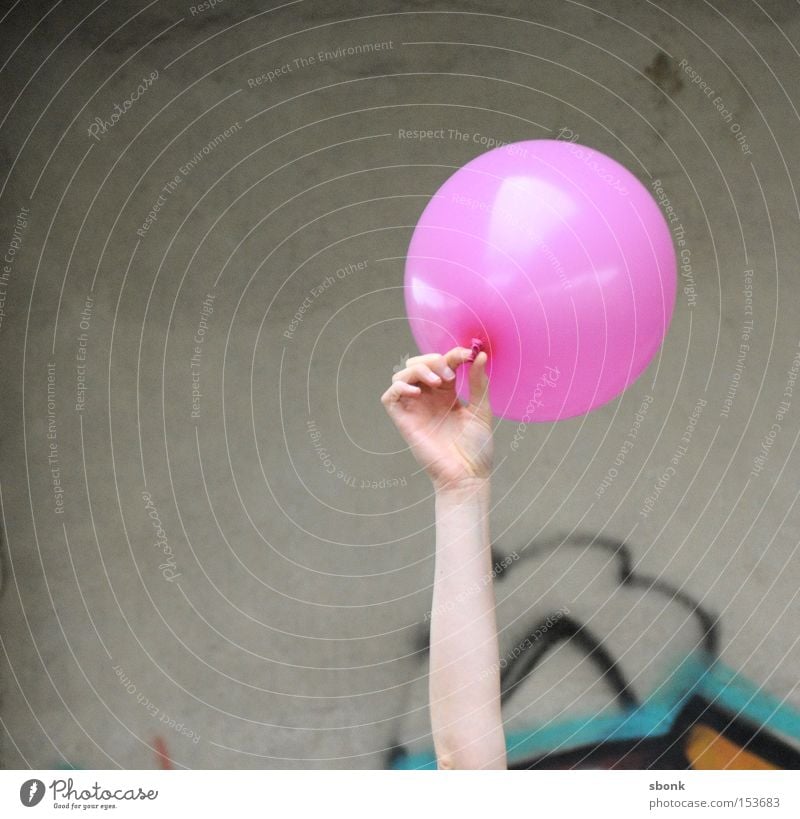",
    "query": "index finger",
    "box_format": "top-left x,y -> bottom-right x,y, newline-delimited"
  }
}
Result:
442,346 -> 476,370
405,346 -> 477,373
